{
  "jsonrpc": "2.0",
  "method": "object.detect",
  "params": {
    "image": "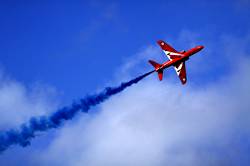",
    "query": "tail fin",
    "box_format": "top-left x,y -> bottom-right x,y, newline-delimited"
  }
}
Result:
148,60 -> 163,81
